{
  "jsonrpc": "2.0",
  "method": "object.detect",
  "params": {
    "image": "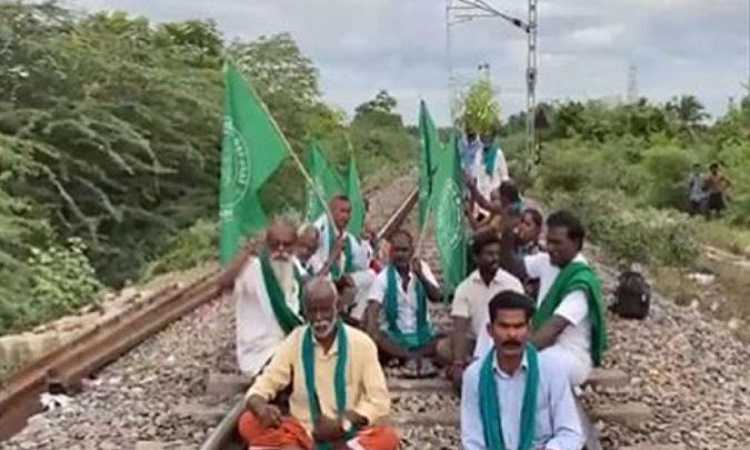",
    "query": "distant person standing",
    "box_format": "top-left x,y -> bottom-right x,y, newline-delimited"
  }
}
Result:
704,163 -> 730,219
471,128 -> 510,221
686,164 -> 706,216
460,126 -> 484,201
